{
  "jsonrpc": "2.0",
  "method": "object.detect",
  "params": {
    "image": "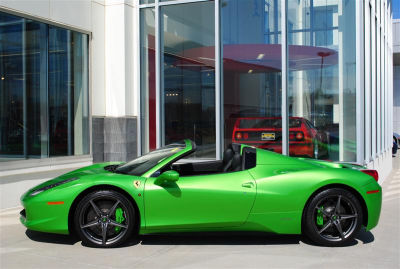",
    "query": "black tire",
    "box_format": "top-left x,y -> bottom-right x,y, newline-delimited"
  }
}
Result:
303,188 -> 363,247
74,190 -> 136,248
